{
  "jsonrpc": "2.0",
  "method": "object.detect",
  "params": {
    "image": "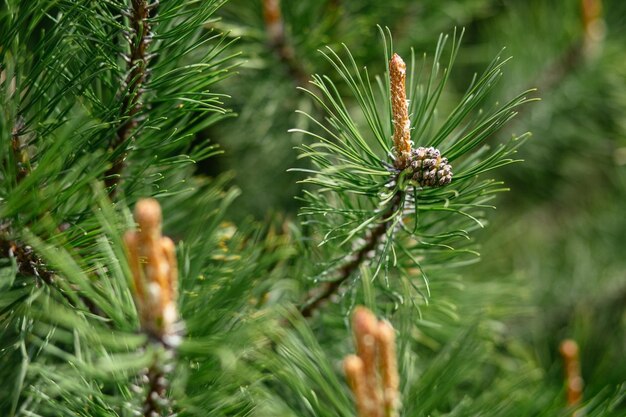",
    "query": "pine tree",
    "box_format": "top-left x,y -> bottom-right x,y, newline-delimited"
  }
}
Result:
1,1 -> 625,417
